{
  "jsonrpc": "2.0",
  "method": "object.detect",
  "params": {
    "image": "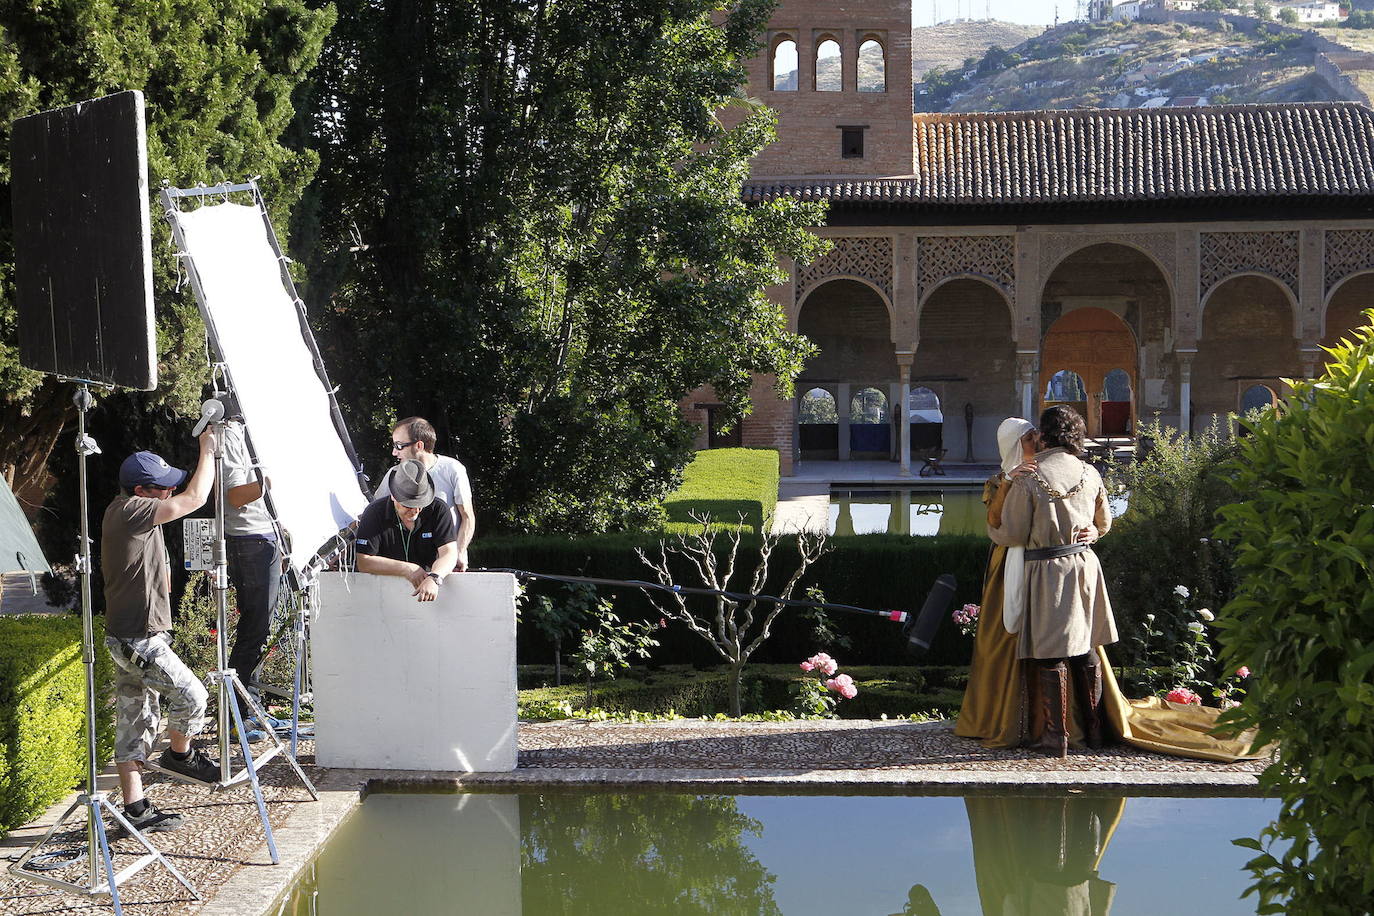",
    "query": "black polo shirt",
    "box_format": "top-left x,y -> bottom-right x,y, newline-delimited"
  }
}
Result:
354,495 -> 456,569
